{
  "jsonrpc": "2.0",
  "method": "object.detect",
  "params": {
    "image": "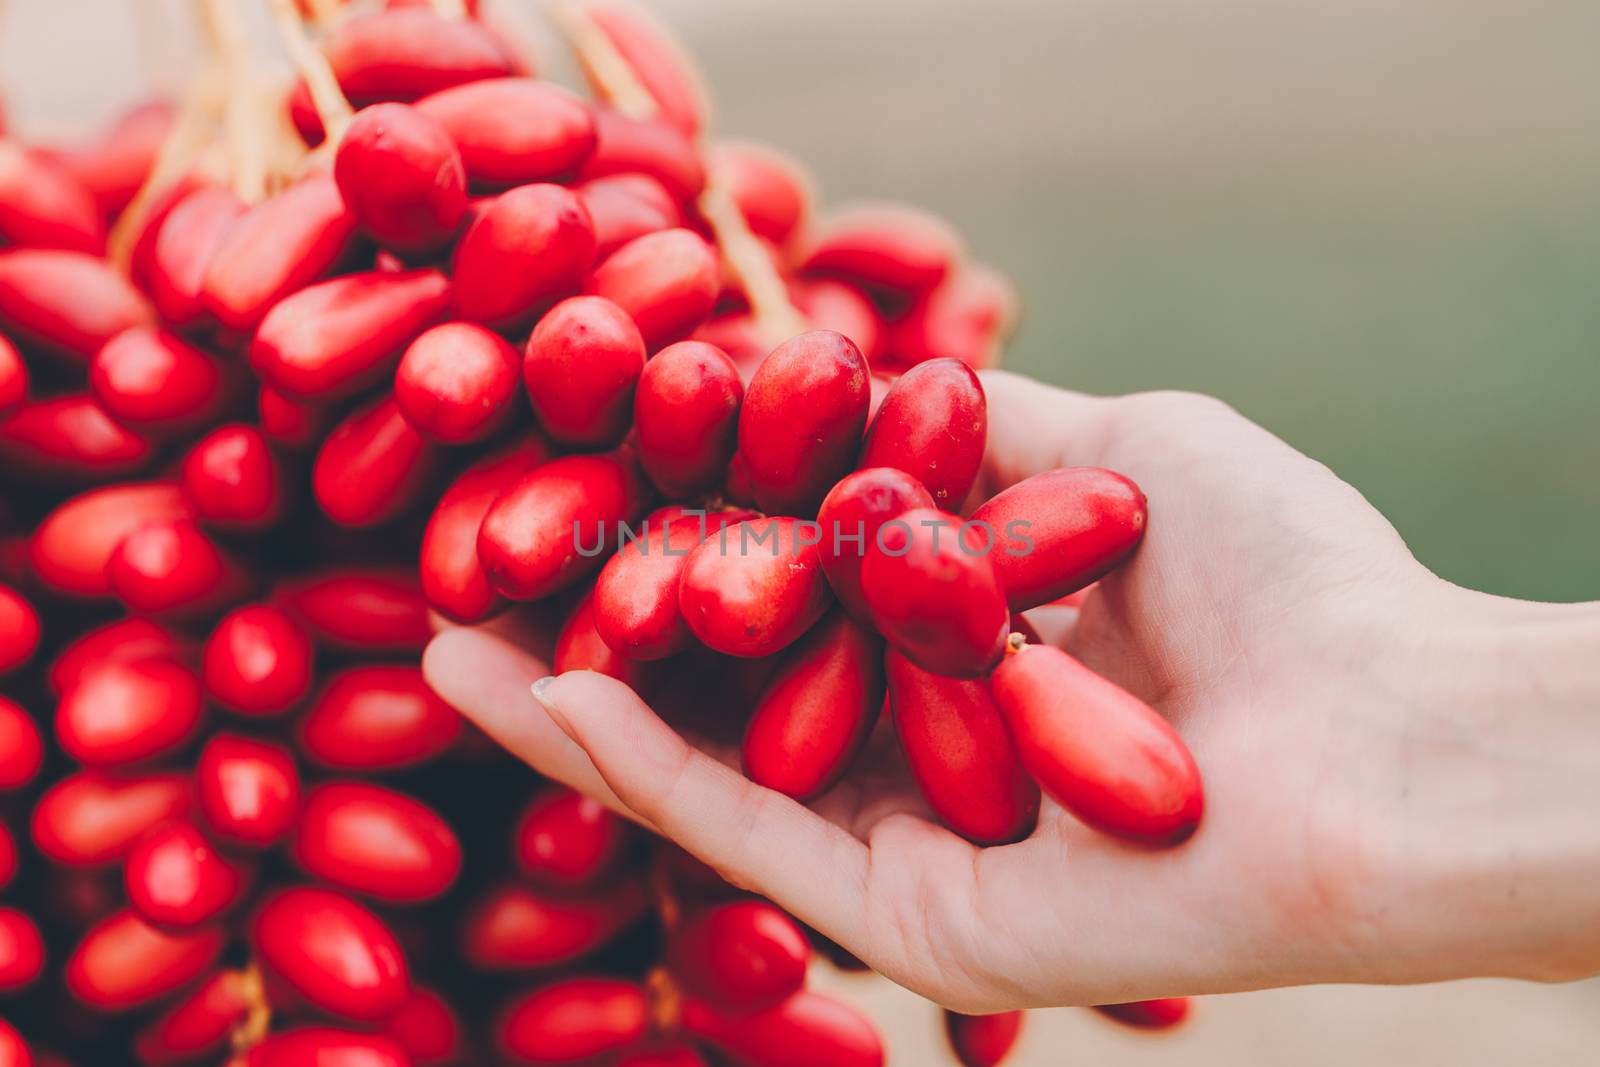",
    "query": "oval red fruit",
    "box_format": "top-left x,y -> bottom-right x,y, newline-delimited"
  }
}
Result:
143,186 -> 246,330
123,822 -> 245,930
816,468 -> 935,622
681,991 -> 885,1067
313,394 -> 435,528
679,517 -> 831,658
0,697 -> 42,789
239,1028 -> 411,1067
0,908 -> 44,990
944,1011 -> 1023,1067
523,295 -> 645,447
858,359 -> 986,509
300,665 -> 461,771
1093,997 -> 1193,1029
416,78 -> 596,189
498,979 -> 647,1066
668,902 -> 810,1012
800,204 -> 962,296
181,424 -> 283,530
89,327 -> 227,429
134,969 -> 251,1067
252,887 -> 410,1022
106,518 -> 250,620
0,585 -> 39,674
335,103 -> 467,255
576,173 -> 681,258
451,184 -> 595,330
513,786 -> 631,889
31,771 -> 191,867
633,340 -> 743,496
587,228 -> 718,349
0,248 -> 151,360
66,909 -> 223,1011
276,568 -> 431,652
293,781 -> 461,902
202,604 -> 314,717
463,882 -> 647,970
709,141 -> 810,245
195,734 -> 300,849
55,659 -> 204,768
29,483 -> 191,597
396,321 -> 521,444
